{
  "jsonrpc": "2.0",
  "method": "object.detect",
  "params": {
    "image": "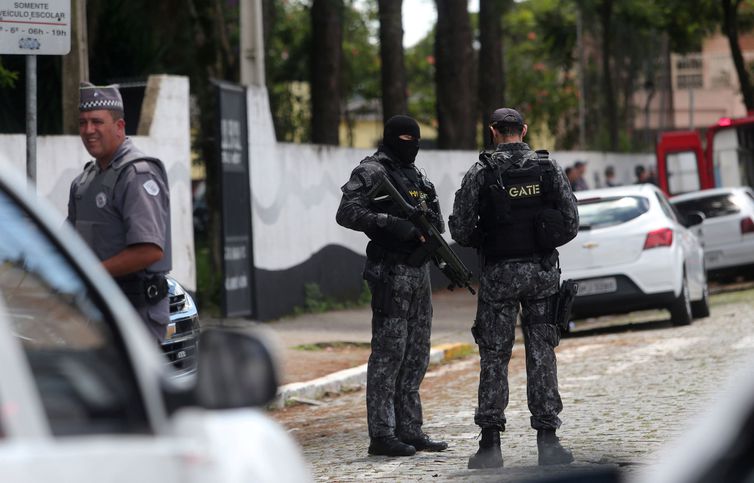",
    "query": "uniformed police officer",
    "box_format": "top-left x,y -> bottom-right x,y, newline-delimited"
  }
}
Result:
336,115 -> 448,457
67,82 -> 172,341
449,108 -> 578,468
